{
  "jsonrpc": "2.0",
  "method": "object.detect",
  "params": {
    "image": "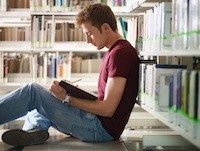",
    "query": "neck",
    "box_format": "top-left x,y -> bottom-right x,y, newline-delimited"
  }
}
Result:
106,32 -> 124,49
